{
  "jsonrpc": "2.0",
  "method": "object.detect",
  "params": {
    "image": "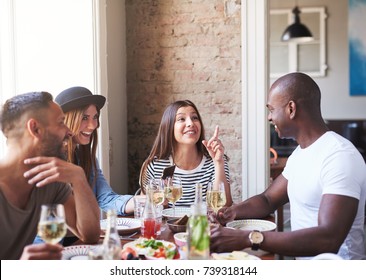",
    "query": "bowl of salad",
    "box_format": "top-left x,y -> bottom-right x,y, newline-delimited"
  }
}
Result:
123,238 -> 179,260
